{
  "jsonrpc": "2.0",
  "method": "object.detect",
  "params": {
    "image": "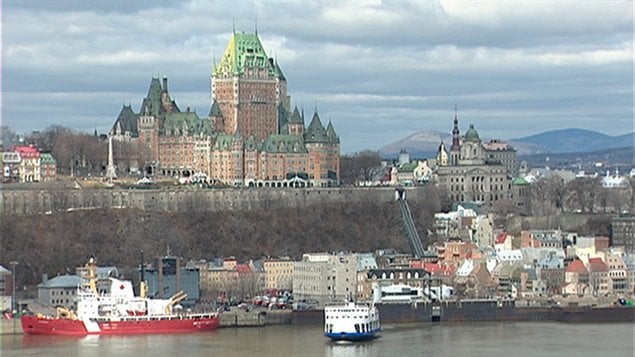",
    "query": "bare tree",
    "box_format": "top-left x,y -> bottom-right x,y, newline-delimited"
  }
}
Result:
566,176 -> 601,213
527,176 -> 565,216
340,150 -> 383,186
